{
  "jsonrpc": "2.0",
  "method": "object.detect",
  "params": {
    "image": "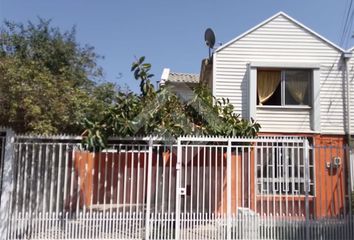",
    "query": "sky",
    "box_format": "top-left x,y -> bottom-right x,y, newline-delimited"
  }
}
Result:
1,0 -> 353,92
